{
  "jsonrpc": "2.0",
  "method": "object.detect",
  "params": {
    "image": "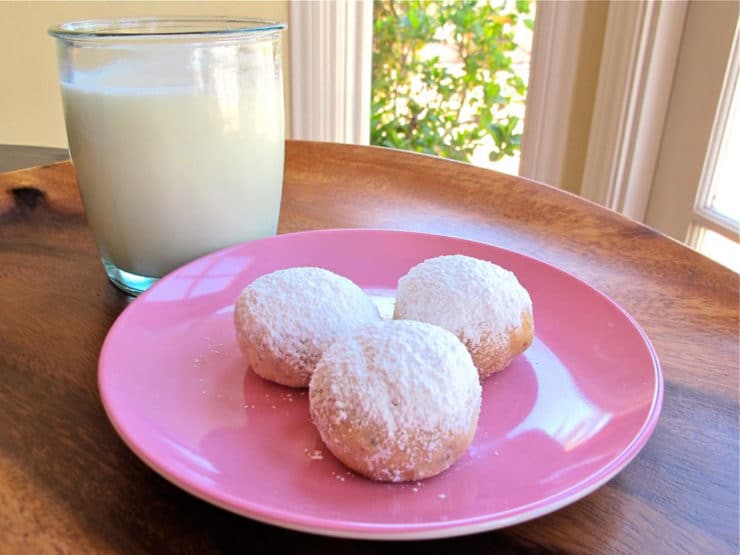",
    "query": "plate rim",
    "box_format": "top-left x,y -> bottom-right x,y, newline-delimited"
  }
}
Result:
98,228 -> 664,540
